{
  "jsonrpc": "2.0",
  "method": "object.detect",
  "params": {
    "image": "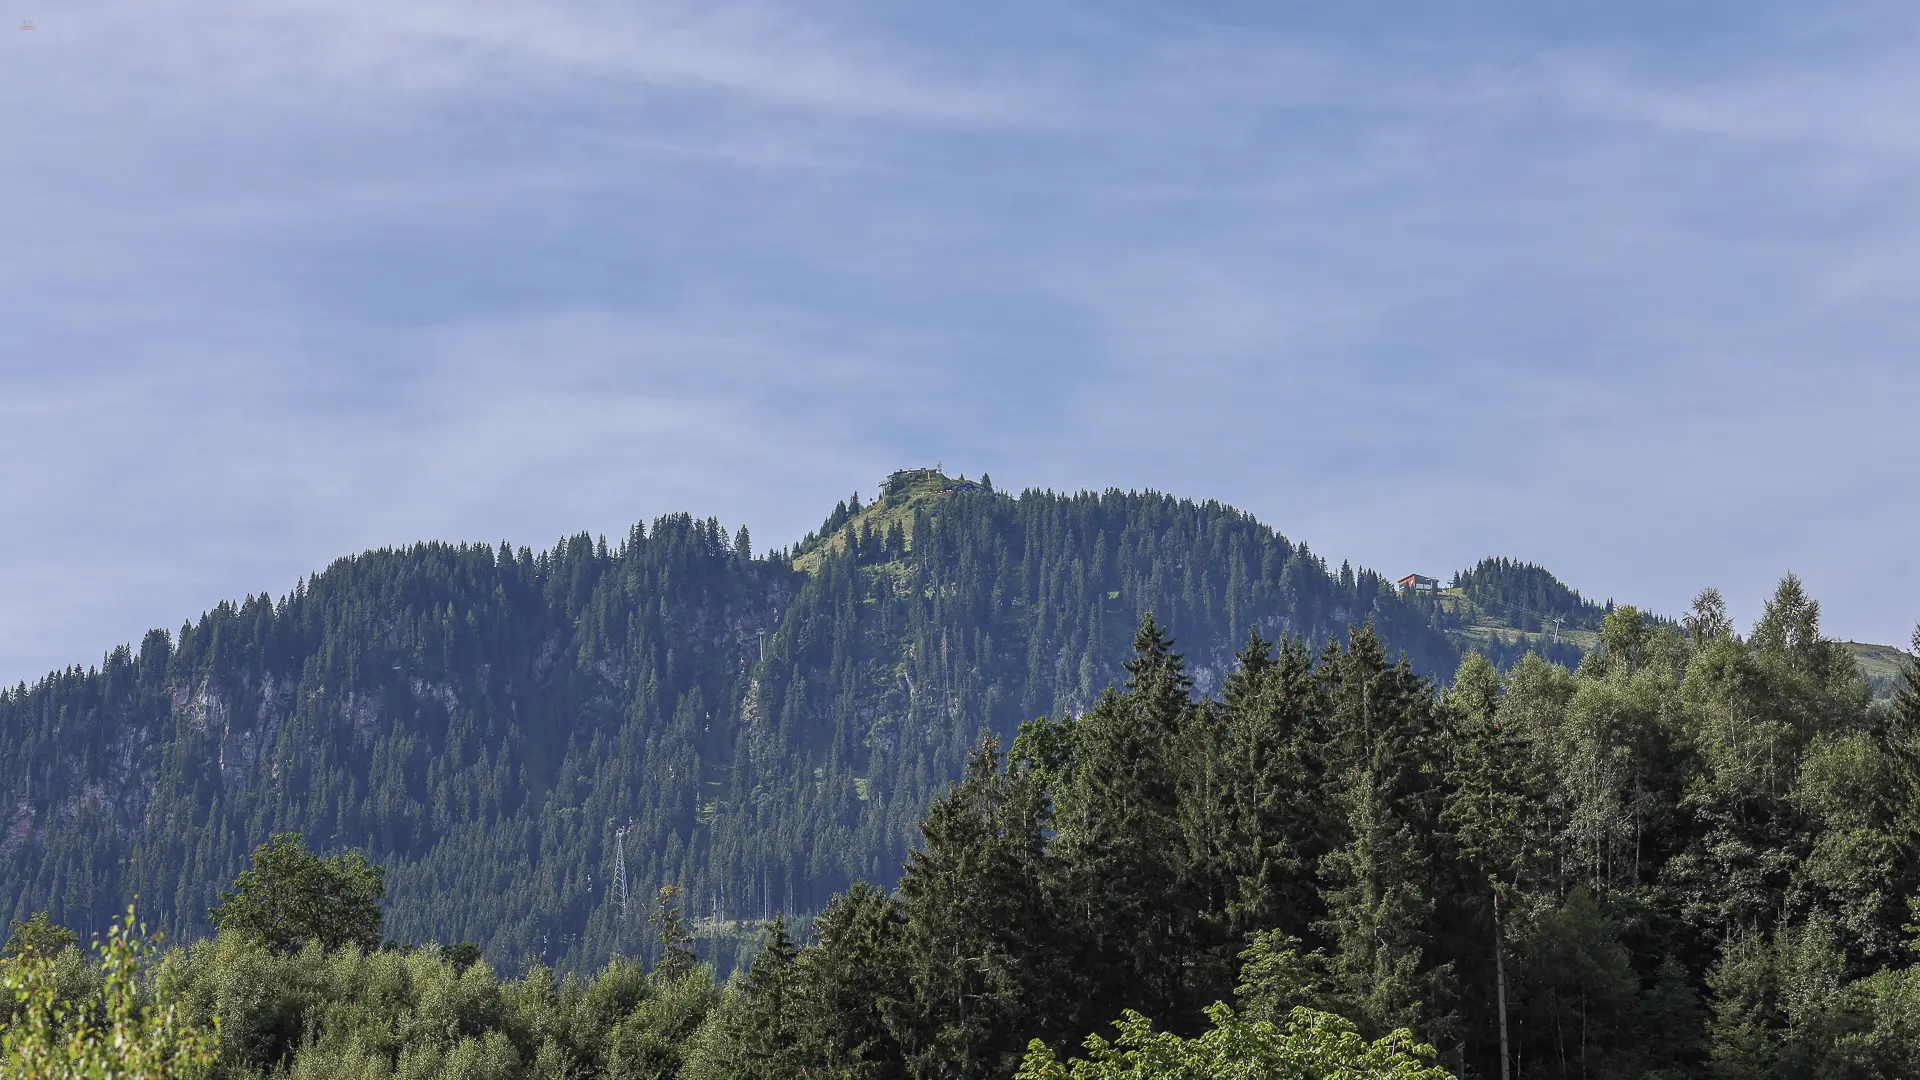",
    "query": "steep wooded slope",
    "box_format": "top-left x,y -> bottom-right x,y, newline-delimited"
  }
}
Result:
1,475 -> 1477,970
